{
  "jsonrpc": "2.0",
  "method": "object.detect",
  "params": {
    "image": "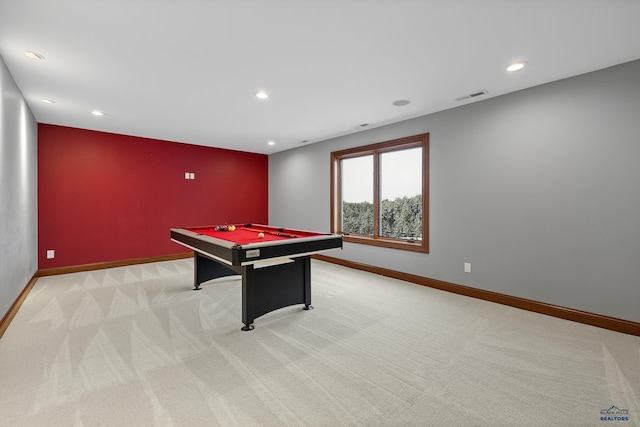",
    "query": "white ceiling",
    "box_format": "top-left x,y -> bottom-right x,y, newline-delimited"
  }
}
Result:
1,0 -> 639,155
